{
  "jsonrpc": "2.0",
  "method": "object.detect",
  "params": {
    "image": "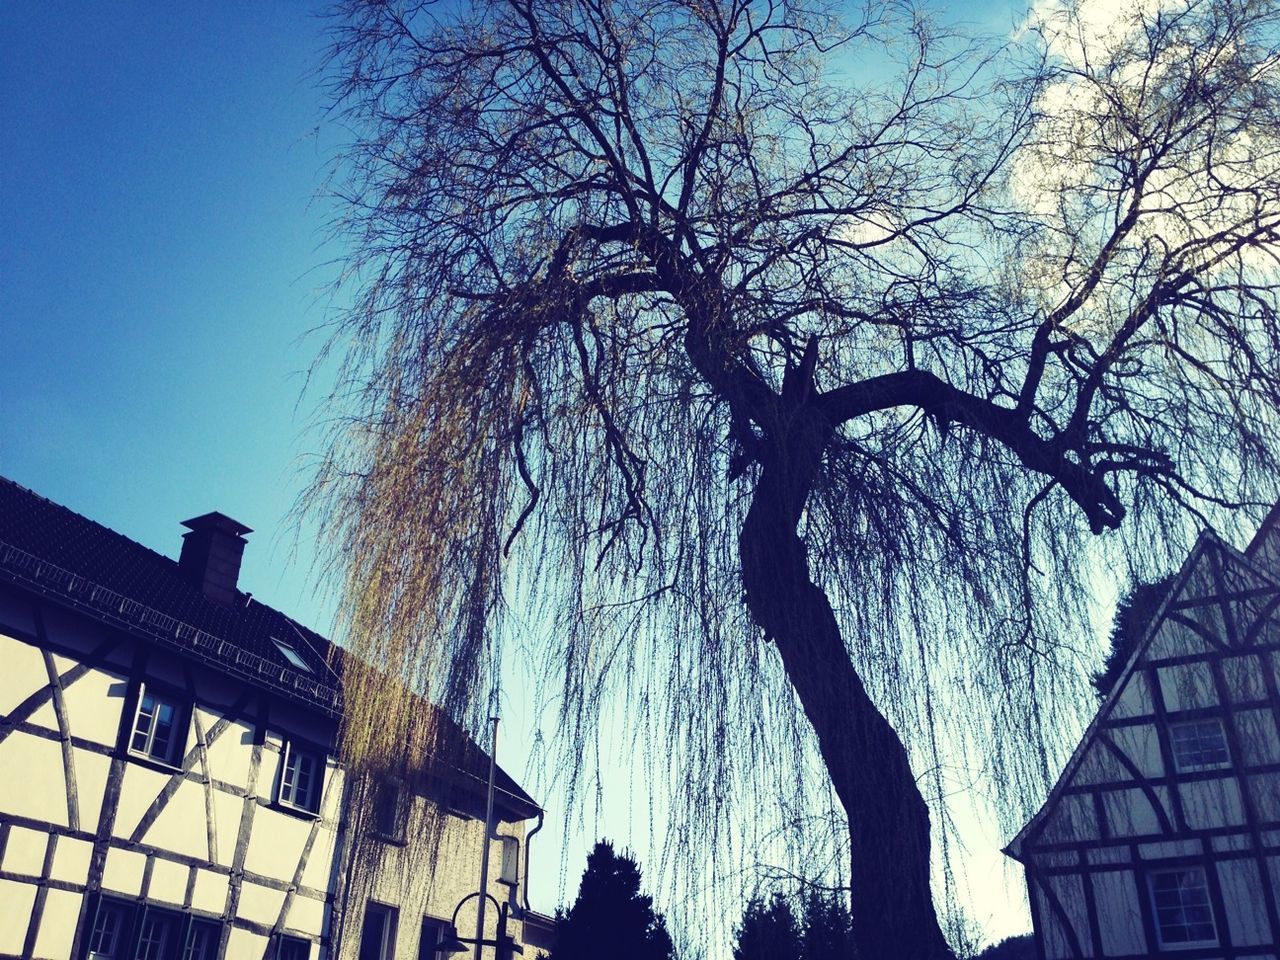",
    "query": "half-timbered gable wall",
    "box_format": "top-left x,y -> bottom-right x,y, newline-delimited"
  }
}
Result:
0,581 -> 343,959
1008,519 -> 1280,960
